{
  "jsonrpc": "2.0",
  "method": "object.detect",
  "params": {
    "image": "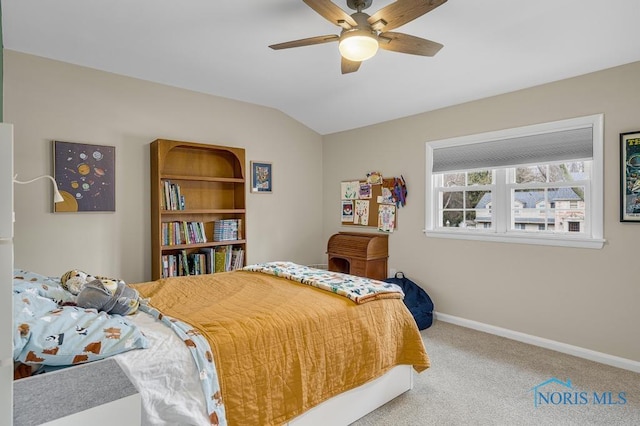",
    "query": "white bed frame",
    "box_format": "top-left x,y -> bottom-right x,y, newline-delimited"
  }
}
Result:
1,124 -> 15,426
287,364 -> 413,425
